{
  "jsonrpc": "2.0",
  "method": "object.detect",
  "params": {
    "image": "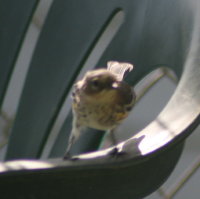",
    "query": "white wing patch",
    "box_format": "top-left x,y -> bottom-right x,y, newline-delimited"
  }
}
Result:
107,61 -> 134,81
